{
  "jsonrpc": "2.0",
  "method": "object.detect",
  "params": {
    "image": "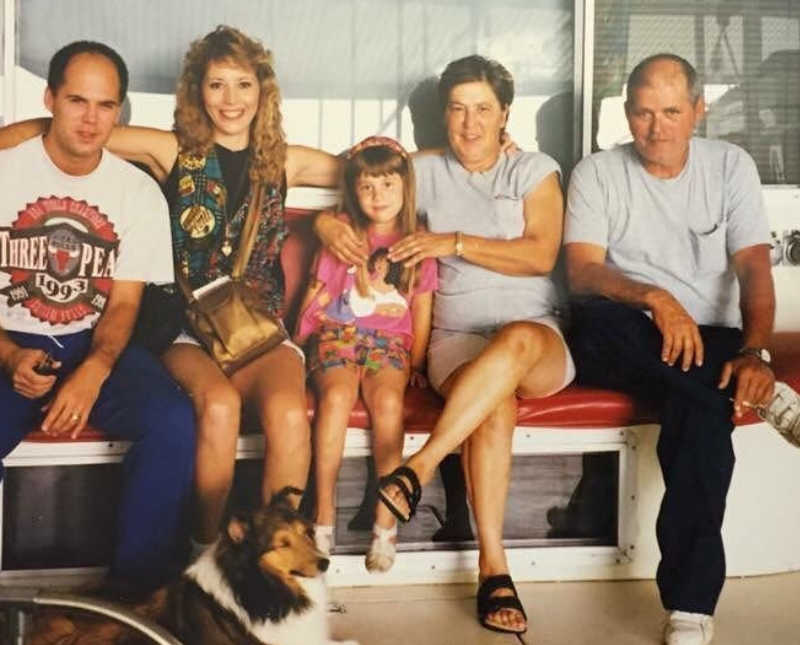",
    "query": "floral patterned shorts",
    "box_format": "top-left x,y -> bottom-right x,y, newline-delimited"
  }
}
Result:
307,324 -> 409,374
